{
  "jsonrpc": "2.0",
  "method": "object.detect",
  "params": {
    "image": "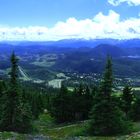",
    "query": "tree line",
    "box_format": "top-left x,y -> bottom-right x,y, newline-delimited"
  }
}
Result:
48,56 -> 140,135
0,53 -> 140,135
0,53 -> 46,133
